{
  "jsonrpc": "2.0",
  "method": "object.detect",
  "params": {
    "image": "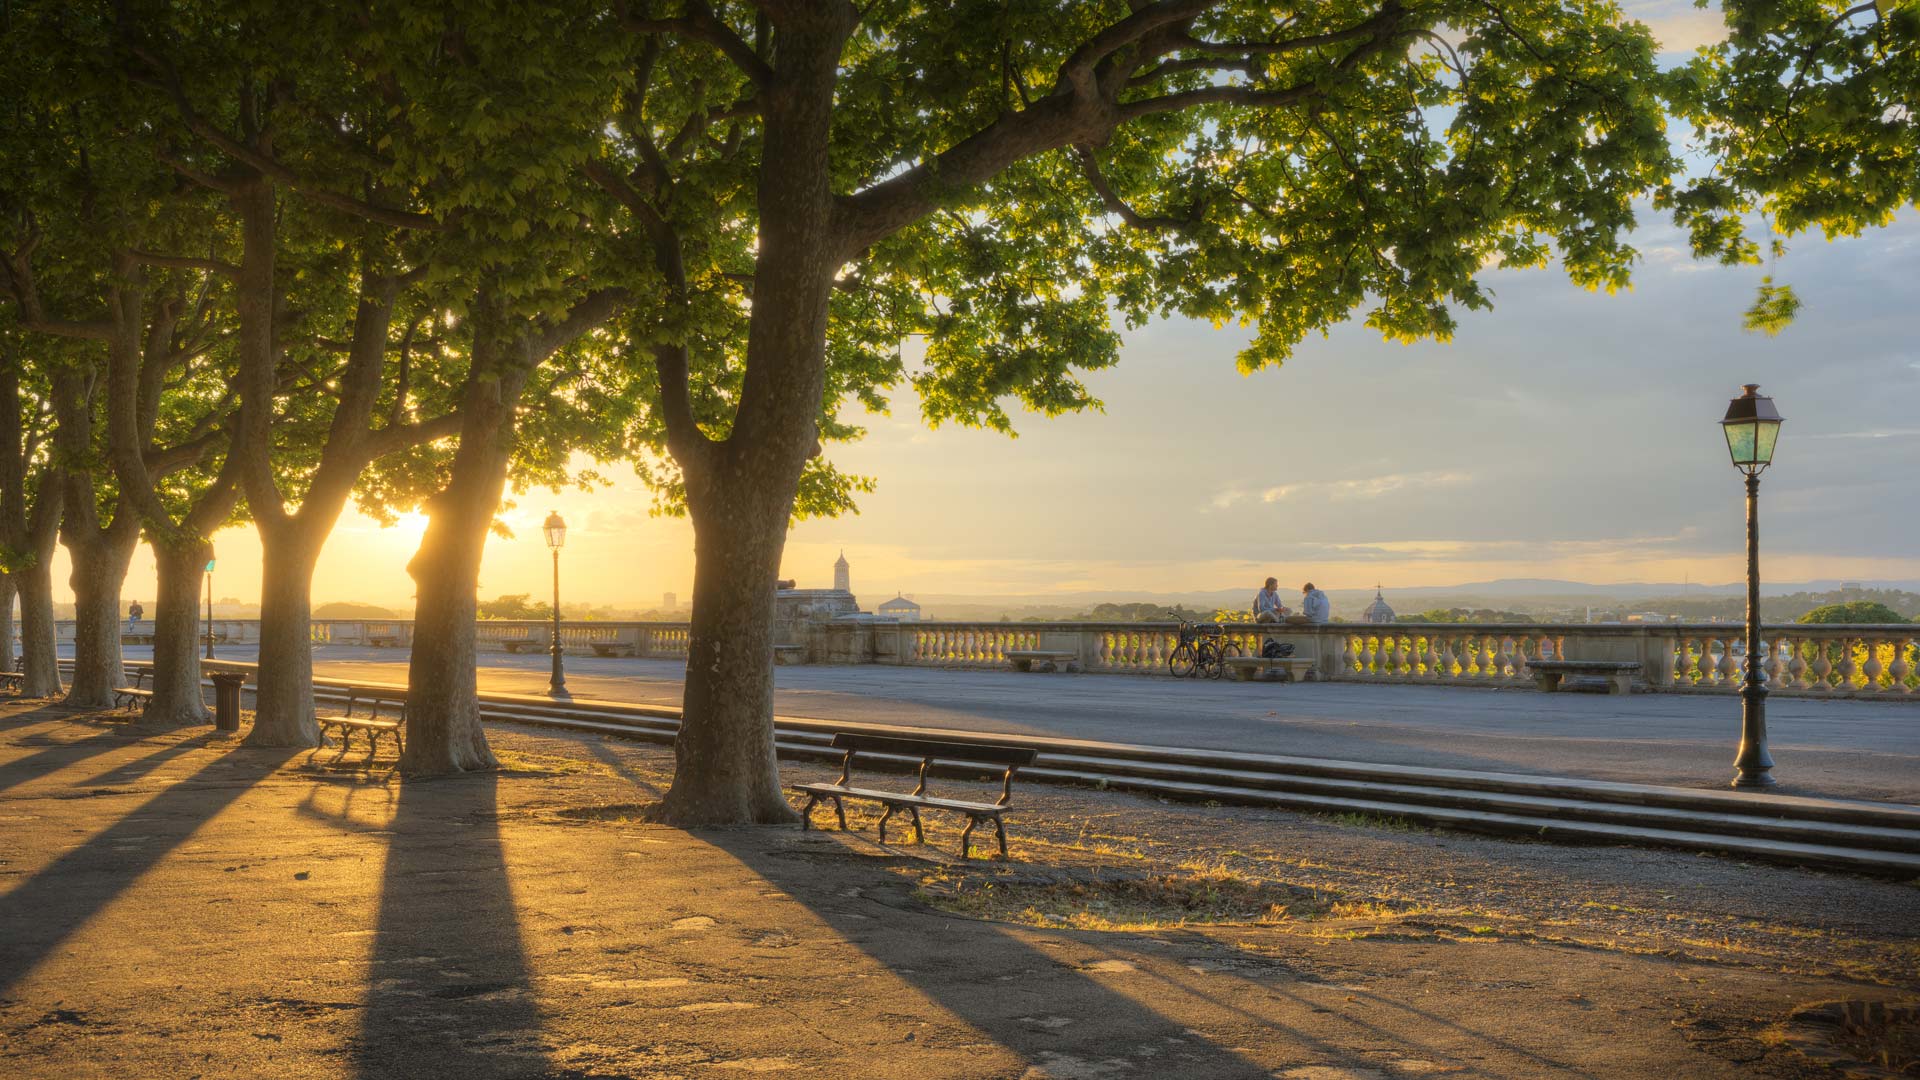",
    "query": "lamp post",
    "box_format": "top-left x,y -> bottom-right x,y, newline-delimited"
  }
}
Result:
544,511 -> 570,700
1721,384 -> 1784,788
204,549 -> 216,660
